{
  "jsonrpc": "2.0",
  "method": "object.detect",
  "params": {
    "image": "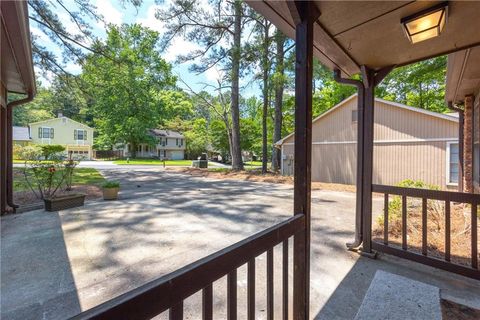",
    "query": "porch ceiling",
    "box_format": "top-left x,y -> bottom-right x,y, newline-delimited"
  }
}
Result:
246,1 -> 480,76
446,46 -> 480,105
0,0 -> 36,95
